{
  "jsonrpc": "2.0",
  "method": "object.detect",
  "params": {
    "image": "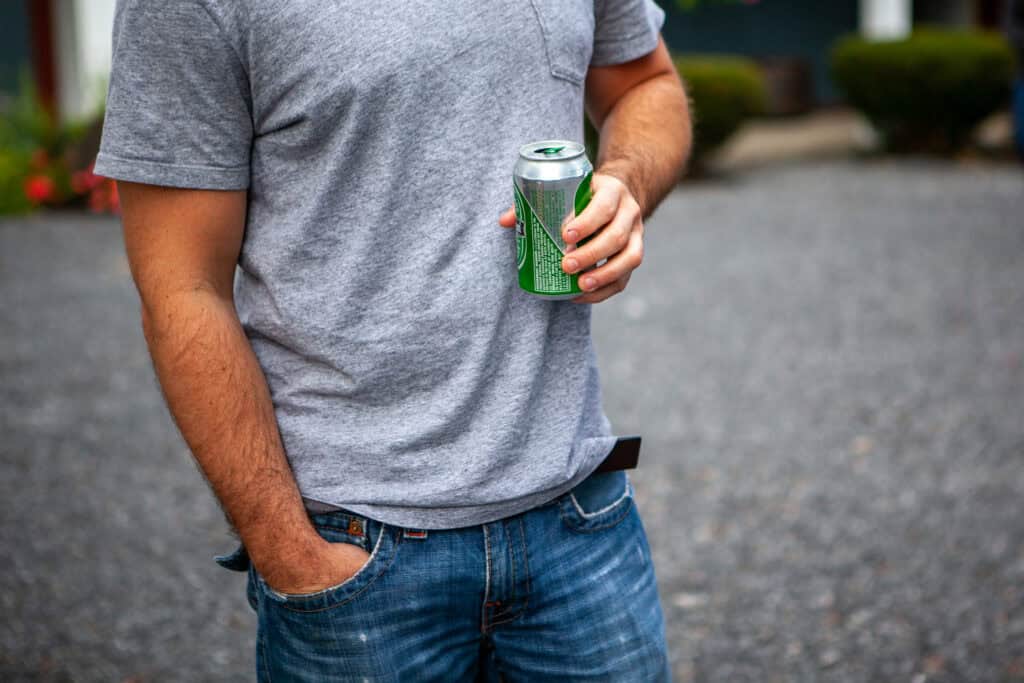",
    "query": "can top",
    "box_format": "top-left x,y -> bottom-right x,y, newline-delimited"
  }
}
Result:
518,140 -> 586,162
